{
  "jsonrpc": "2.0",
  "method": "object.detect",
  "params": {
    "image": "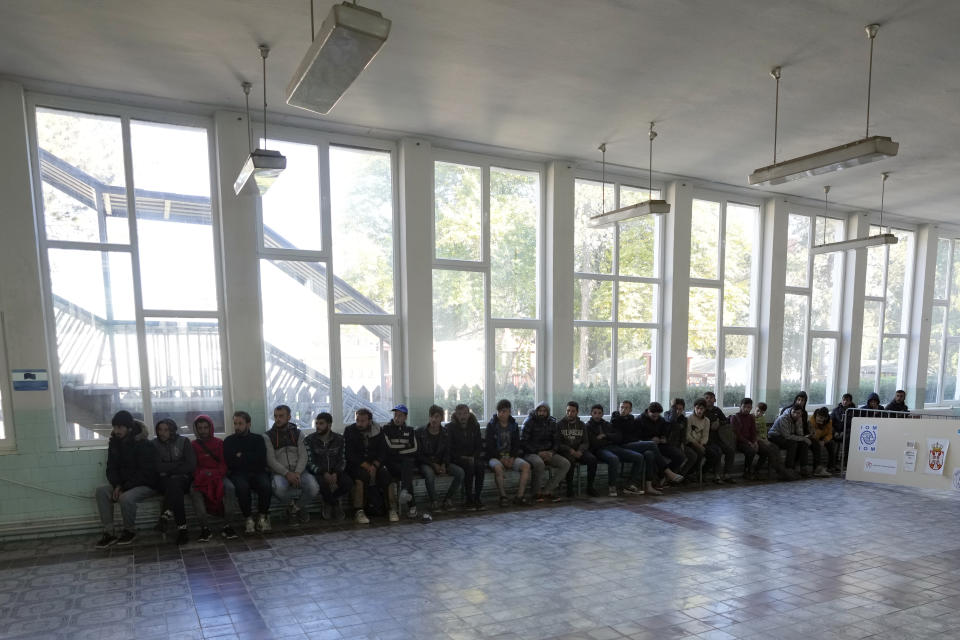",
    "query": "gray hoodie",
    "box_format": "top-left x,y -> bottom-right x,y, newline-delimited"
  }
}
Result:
768,411 -> 808,442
